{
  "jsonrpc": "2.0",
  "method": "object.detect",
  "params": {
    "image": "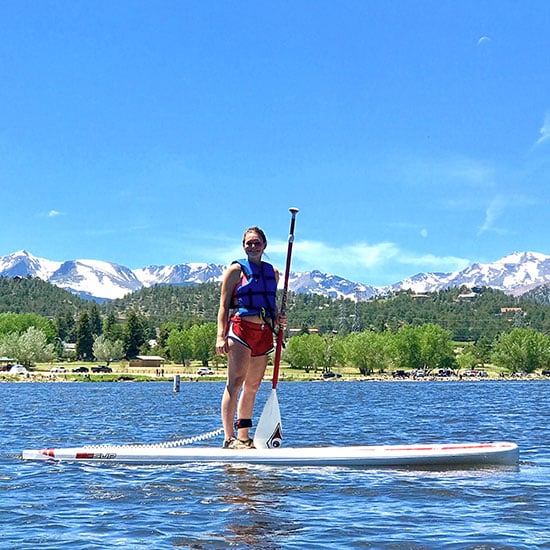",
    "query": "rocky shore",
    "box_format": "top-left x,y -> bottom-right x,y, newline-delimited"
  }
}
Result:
2,368 -> 548,383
